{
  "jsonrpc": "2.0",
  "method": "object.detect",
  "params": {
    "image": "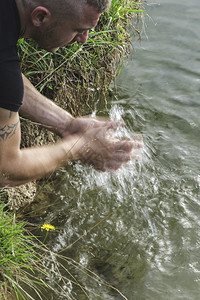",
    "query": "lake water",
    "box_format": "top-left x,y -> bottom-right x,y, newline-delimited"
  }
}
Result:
26,0 -> 200,299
